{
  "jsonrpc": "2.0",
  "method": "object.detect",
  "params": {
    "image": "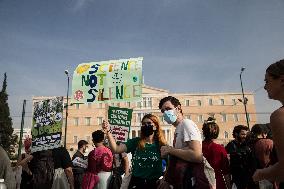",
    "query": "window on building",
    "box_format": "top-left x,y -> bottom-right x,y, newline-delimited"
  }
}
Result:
111,103 -> 115,106
208,99 -> 213,106
247,113 -> 251,122
97,117 -> 103,125
142,97 -> 152,108
185,115 -> 191,119
73,136 -> 78,144
185,100 -> 190,106
74,117 -> 79,126
137,113 -> 142,123
87,103 -> 92,109
224,131 -> 229,139
137,113 -> 147,123
127,102 -> 131,108
75,104 -> 80,109
220,99 -> 225,105
159,116 -> 164,123
198,115 -> 203,123
233,114 -> 239,122
162,130 -> 166,138
232,99 -> 237,105
197,100 -> 202,106
221,114 -> 227,122
85,117 -> 91,126
132,130 -> 136,138
137,101 -> 142,108
116,103 -> 120,107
